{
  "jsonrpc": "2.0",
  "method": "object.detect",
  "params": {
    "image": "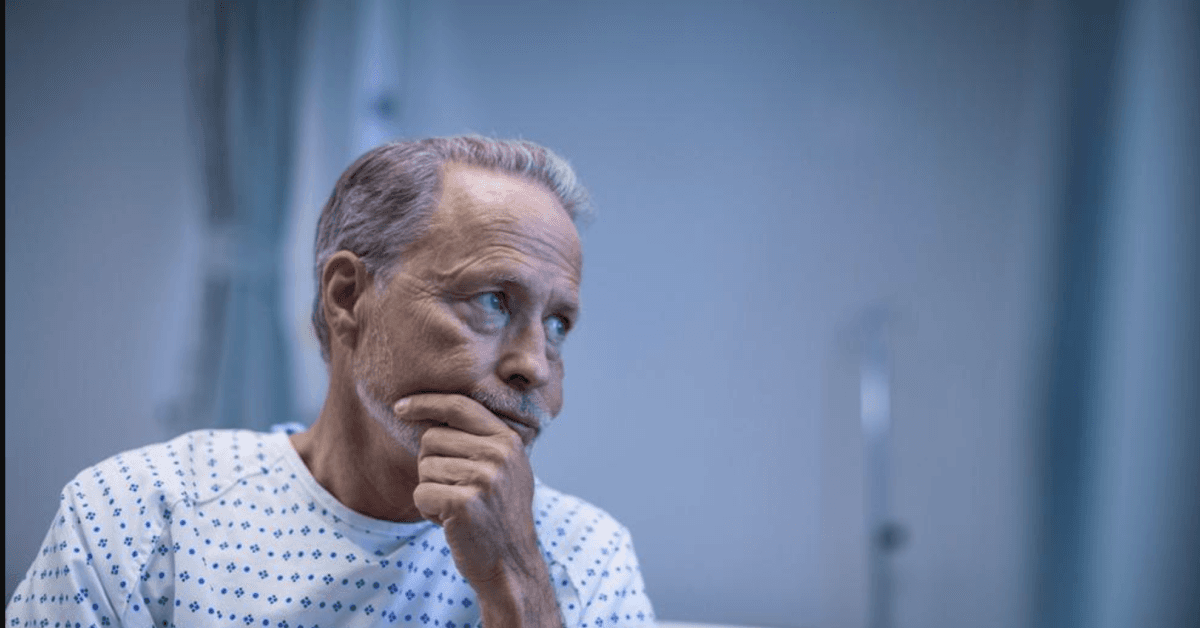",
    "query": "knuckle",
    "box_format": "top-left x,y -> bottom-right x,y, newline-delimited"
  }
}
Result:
482,439 -> 509,462
412,482 -> 435,503
449,394 -> 472,415
471,466 -> 493,488
419,456 -> 443,476
420,425 -> 449,448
